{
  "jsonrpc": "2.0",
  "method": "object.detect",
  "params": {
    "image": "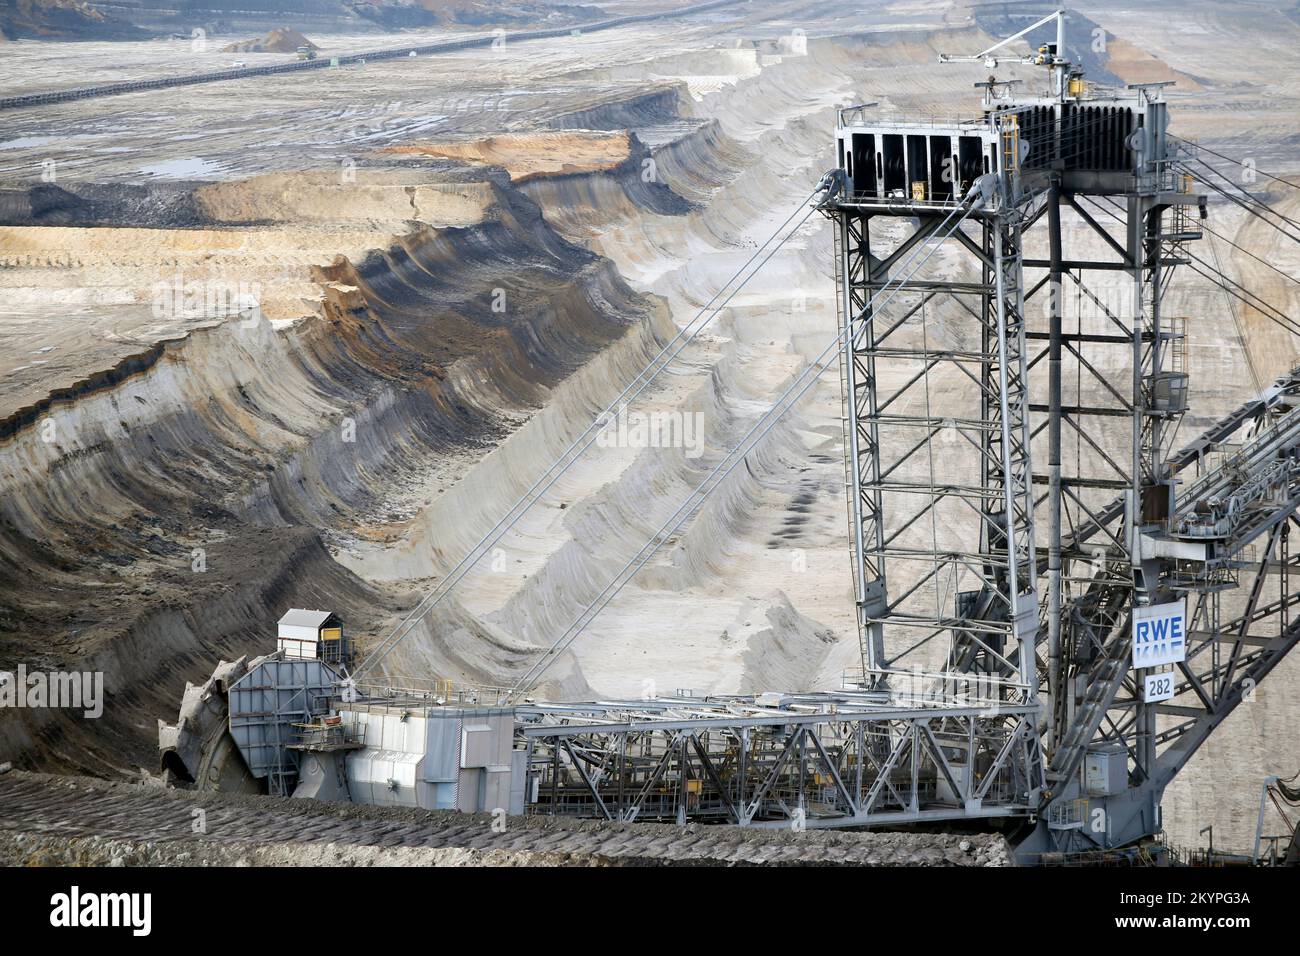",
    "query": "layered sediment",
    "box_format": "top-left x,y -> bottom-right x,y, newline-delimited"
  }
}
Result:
1,0 -> 1298,857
